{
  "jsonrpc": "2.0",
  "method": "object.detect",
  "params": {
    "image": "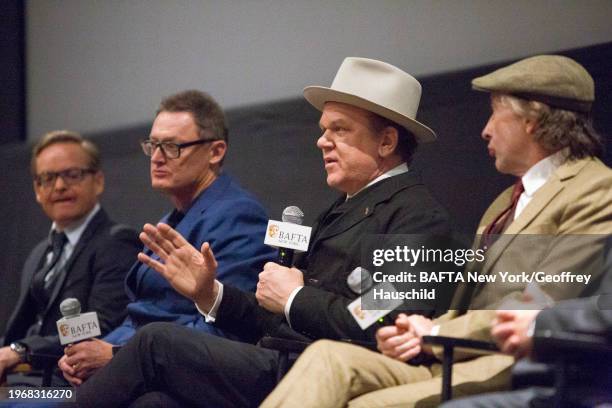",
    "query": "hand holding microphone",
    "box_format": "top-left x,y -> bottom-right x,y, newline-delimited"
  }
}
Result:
276,206 -> 305,266
256,262 -> 305,314
56,298 -> 107,386
257,206 -> 312,314
56,298 -> 101,346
